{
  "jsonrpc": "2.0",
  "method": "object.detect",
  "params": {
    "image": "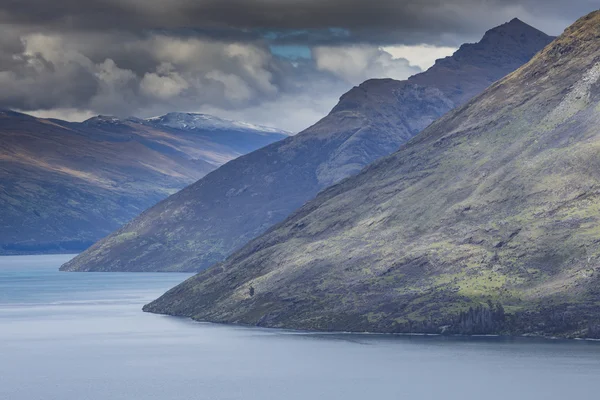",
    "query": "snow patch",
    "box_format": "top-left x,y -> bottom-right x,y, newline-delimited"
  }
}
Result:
145,113 -> 288,135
